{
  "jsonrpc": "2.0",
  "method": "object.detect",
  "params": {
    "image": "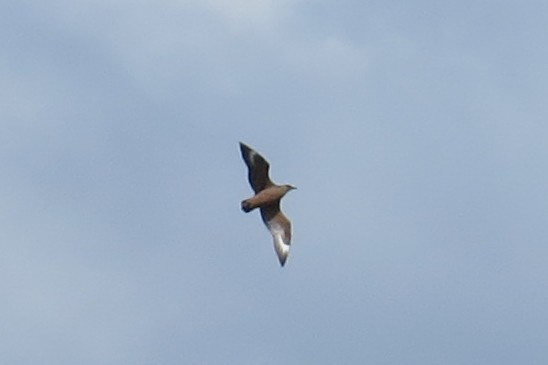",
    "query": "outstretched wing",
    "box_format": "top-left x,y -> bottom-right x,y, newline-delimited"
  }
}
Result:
260,205 -> 291,267
239,142 -> 273,193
